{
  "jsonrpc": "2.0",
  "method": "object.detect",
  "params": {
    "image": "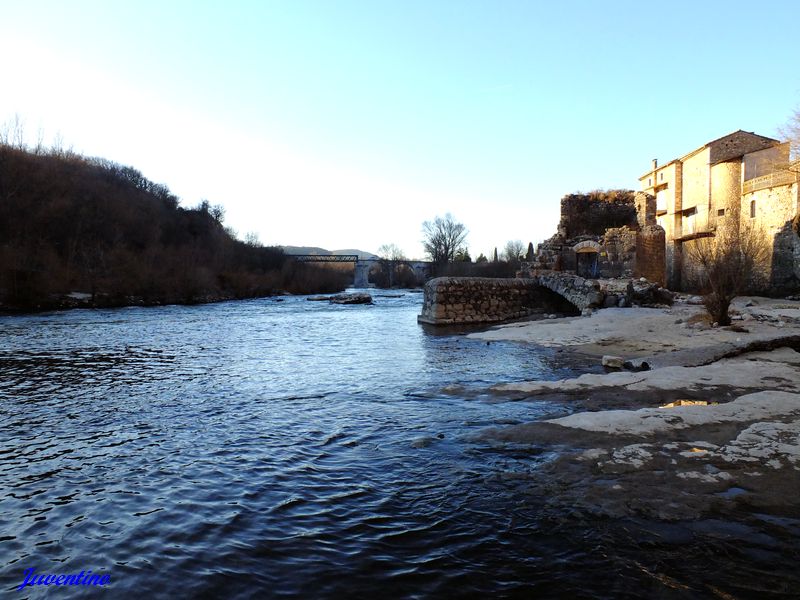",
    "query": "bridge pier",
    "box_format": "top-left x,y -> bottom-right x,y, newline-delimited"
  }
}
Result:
353,262 -> 371,288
